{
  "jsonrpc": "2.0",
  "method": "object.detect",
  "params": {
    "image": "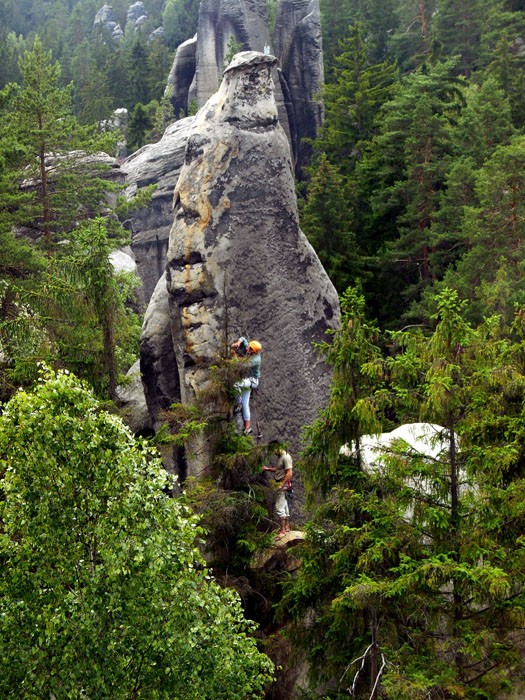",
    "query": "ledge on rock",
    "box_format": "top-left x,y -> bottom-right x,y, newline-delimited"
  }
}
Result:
250,530 -> 305,572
